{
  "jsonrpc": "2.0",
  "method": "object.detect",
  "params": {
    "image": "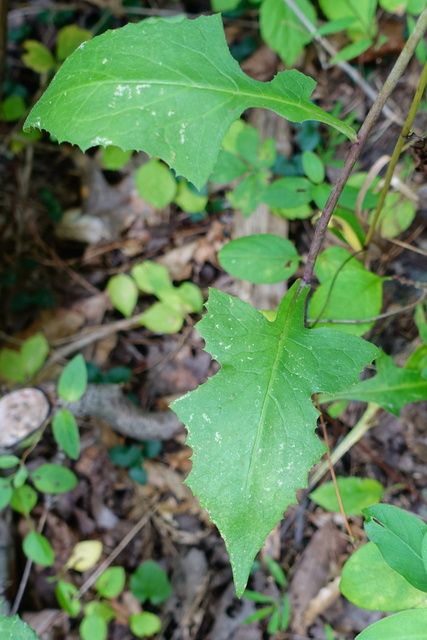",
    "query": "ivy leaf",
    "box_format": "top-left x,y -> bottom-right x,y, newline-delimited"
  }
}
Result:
172,281 -> 377,595
320,352 -> 427,416
24,15 -> 356,190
